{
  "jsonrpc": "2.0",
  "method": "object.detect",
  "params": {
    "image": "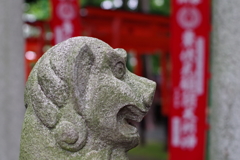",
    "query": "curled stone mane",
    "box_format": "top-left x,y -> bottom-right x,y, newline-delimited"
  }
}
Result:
23,37 -> 108,152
